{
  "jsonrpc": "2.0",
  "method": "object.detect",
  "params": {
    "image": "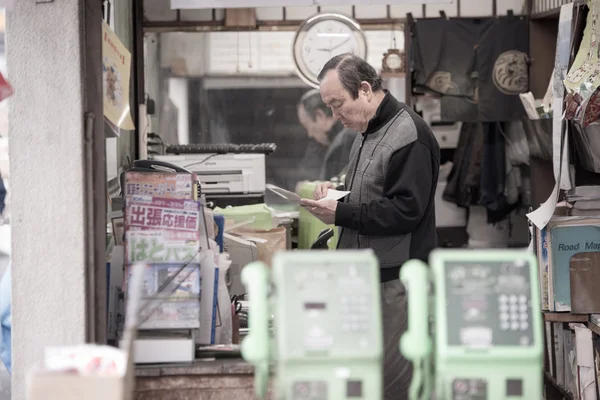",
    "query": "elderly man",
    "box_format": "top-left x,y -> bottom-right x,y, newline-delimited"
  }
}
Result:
297,89 -> 356,181
300,54 -> 440,399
